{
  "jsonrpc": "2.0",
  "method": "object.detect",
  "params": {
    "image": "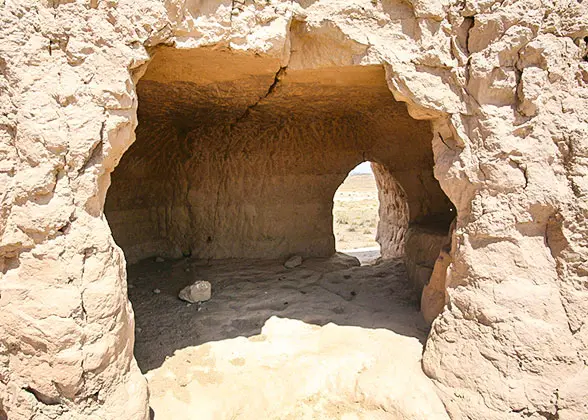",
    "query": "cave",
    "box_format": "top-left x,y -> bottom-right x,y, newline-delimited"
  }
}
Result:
4,0 -> 587,417
104,47 -> 455,372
